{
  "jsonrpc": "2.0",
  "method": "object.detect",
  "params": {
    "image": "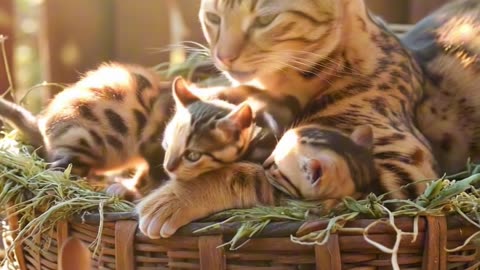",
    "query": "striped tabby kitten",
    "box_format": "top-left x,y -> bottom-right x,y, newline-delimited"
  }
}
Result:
163,77 -> 300,180
137,0 -> 439,238
137,162 -> 276,238
0,63 -> 172,198
199,0 -> 438,196
137,124 -> 378,238
402,0 -> 480,175
264,125 -> 381,206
